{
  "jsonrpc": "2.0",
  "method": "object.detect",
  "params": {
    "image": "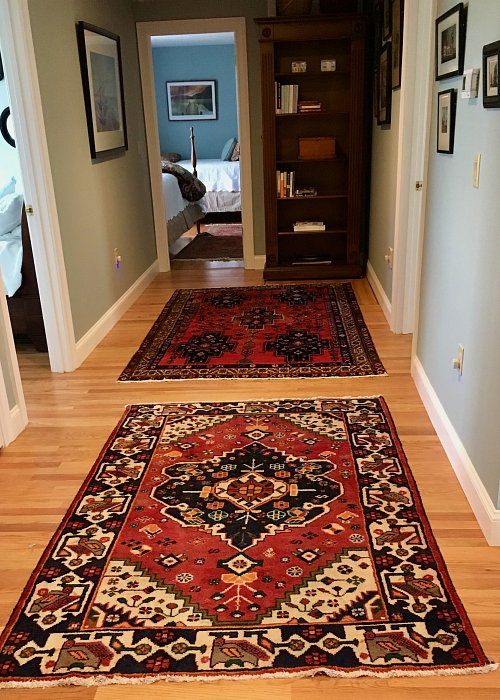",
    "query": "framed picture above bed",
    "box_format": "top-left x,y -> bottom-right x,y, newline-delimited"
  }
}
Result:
76,21 -> 128,159
166,80 -> 217,121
